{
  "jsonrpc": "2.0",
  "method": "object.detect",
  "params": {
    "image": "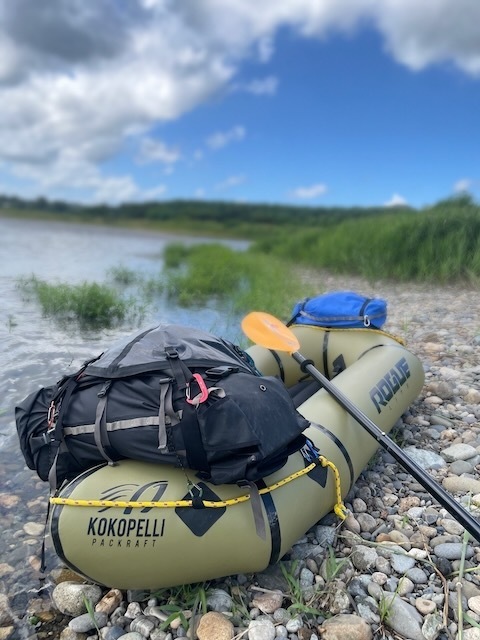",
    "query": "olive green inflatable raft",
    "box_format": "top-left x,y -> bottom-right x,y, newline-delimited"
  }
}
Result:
50,325 -> 424,589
